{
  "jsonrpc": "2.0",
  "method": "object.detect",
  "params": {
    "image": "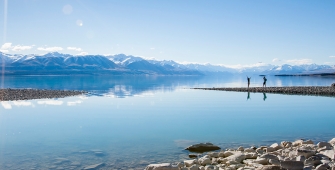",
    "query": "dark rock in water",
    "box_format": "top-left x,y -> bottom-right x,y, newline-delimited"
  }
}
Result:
188,154 -> 198,158
185,143 -> 220,153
